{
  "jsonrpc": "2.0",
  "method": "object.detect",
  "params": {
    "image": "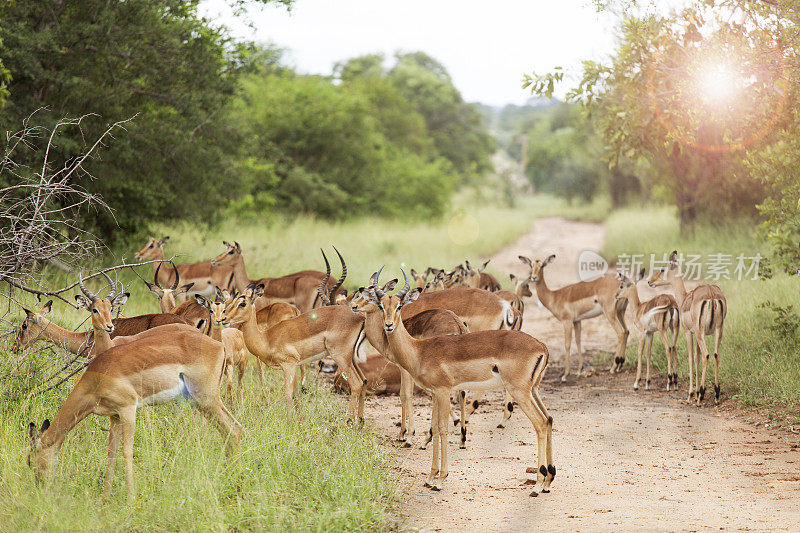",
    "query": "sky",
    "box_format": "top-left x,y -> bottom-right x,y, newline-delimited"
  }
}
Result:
201,1 -> 684,107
